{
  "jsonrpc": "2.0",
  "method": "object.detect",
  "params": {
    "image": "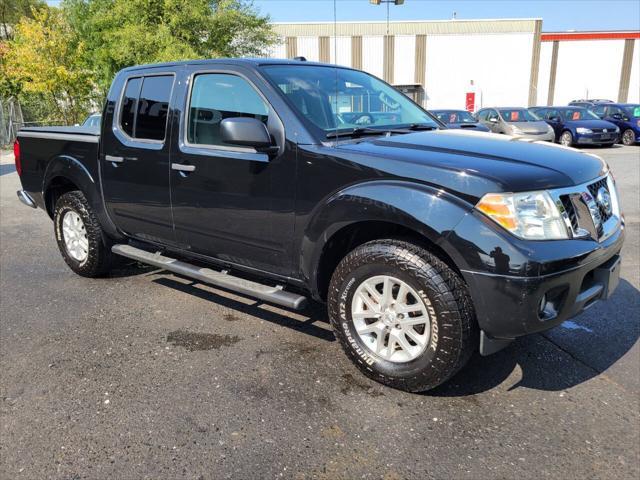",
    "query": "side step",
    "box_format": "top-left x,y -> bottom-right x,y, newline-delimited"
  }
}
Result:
112,244 -> 307,310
